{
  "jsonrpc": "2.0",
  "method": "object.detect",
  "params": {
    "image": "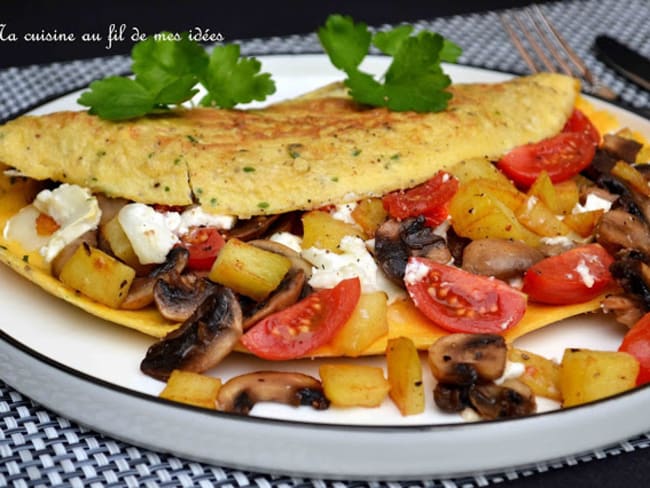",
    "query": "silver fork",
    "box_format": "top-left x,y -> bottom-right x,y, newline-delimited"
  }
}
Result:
500,5 -> 619,102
